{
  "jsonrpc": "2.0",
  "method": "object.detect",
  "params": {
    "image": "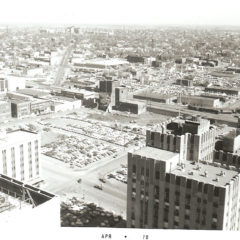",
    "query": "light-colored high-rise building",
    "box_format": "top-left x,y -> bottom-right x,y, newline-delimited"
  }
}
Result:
0,129 -> 41,184
127,146 -> 240,230
146,116 -> 216,163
